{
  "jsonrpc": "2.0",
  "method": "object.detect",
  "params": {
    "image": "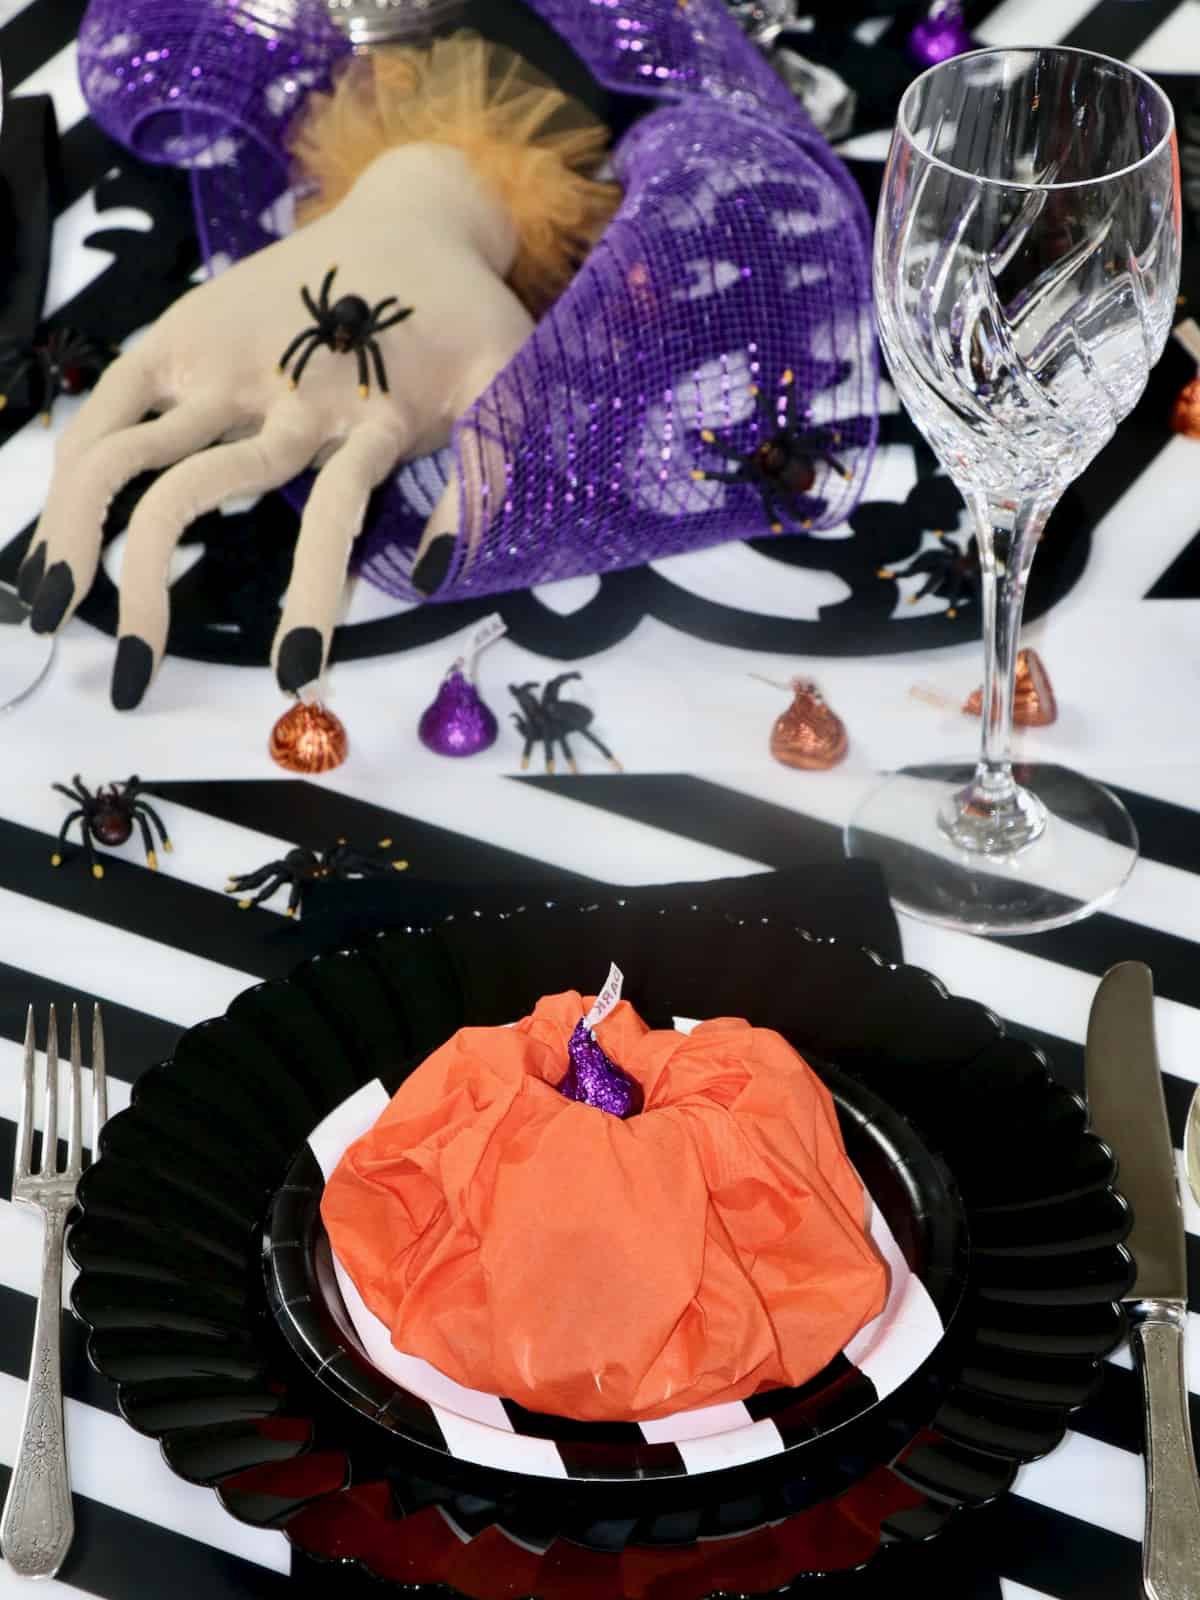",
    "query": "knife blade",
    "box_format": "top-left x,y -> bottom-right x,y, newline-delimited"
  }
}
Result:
1086,962 -> 1200,1600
